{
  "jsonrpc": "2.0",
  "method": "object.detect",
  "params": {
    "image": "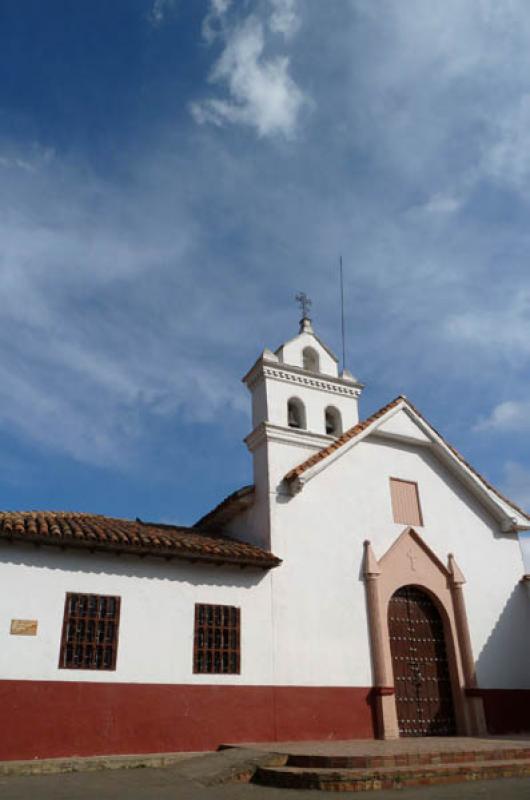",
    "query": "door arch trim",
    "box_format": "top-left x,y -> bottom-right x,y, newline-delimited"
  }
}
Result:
363,528 -> 487,739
